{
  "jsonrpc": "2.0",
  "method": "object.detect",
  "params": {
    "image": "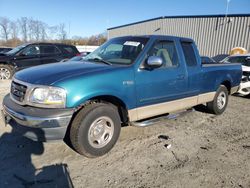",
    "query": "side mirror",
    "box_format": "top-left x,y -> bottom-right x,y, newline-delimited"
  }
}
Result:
146,56 -> 163,69
246,57 -> 250,62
